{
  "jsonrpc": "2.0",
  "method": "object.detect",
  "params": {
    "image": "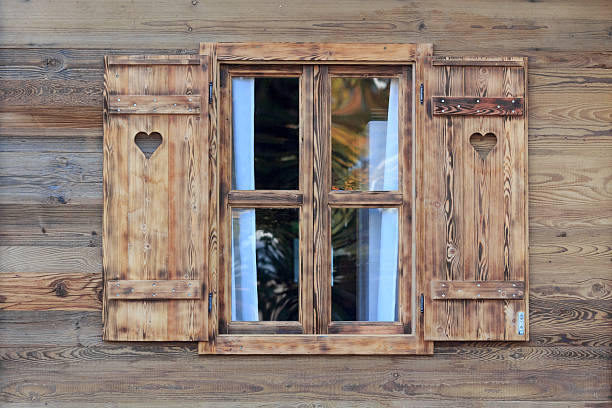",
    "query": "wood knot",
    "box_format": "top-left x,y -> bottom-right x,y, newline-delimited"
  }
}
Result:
53,281 -> 69,297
